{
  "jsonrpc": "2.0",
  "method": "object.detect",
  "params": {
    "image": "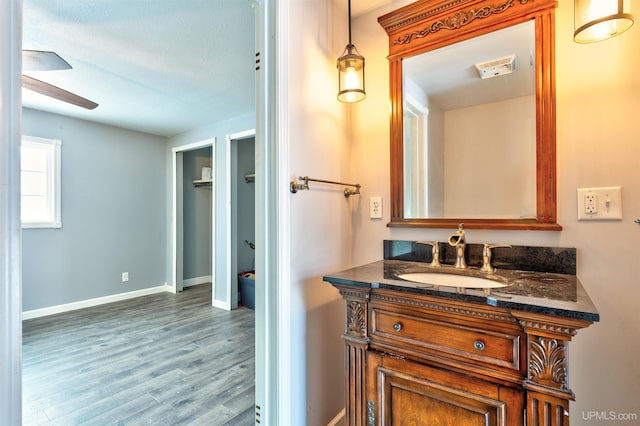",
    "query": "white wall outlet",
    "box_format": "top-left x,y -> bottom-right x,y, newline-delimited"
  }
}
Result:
577,187 -> 622,221
122,272 -> 129,282
584,194 -> 597,214
370,196 -> 383,219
